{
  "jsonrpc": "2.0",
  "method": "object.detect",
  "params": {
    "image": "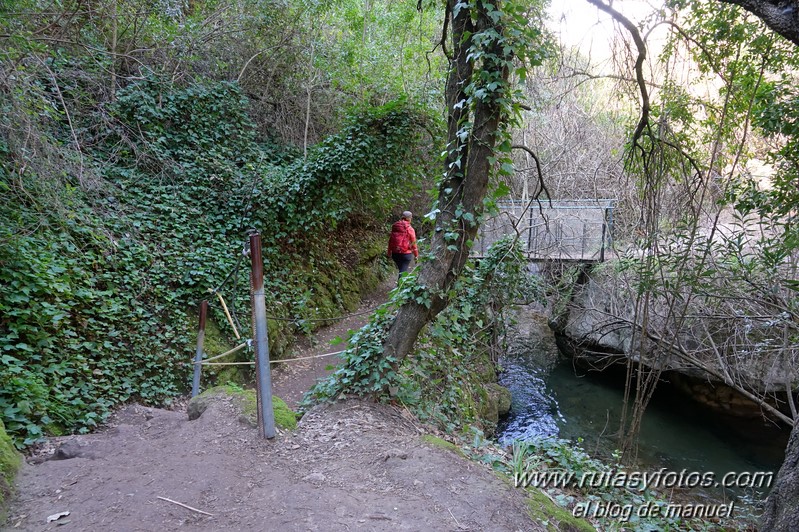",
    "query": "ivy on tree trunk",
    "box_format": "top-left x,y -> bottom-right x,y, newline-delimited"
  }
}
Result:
761,419 -> 799,531
381,0 -> 511,363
